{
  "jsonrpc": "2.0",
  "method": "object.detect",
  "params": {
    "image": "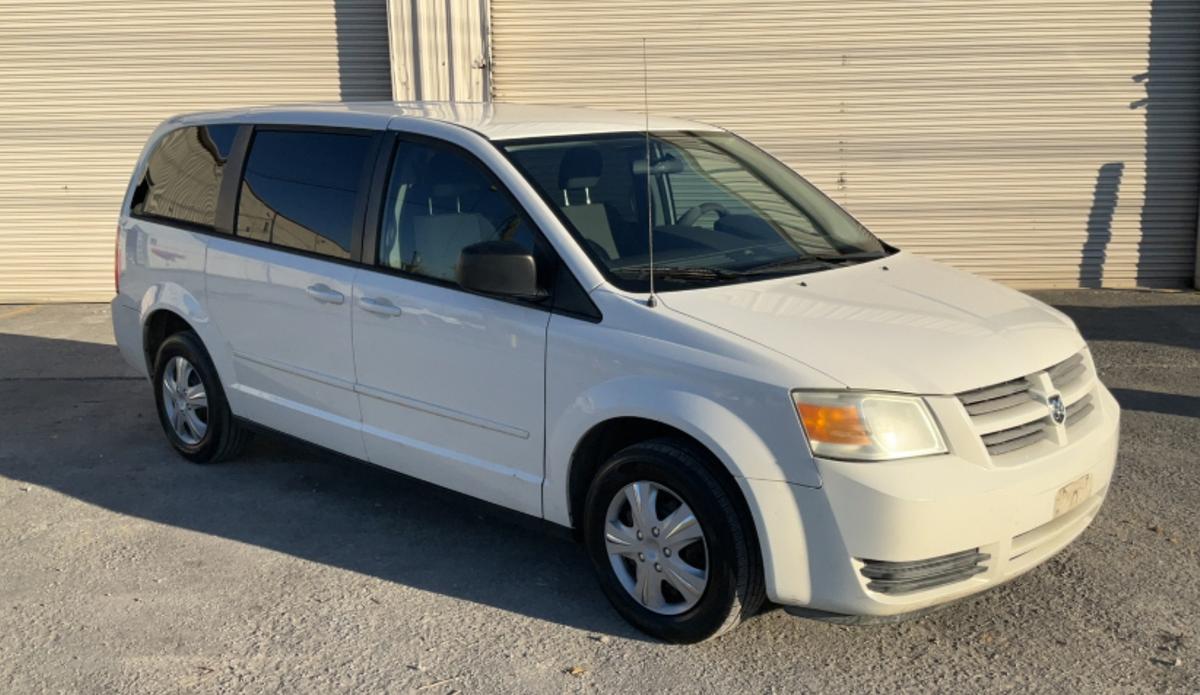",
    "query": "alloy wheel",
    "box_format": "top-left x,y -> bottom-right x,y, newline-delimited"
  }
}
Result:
161,356 -> 208,445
